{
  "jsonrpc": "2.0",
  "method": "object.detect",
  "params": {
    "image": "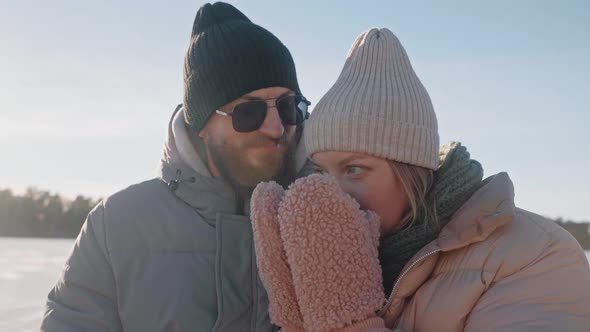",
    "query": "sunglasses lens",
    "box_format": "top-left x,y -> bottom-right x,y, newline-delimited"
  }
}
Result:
229,96 -> 309,132
277,96 -> 308,125
232,101 -> 267,132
